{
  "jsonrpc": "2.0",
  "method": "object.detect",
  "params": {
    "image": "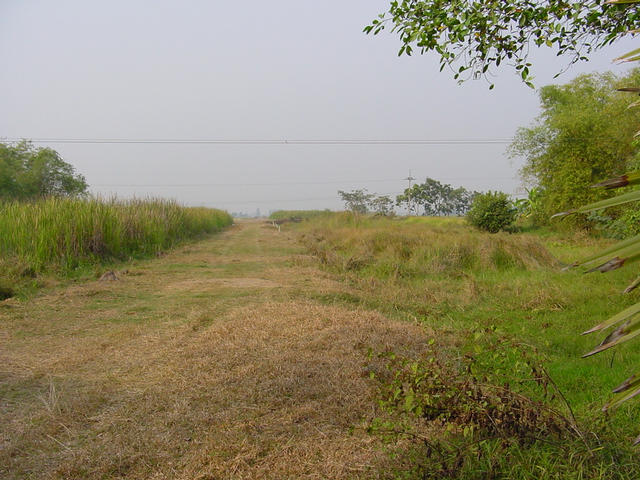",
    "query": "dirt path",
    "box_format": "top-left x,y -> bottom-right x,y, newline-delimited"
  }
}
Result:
1,220 -> 428,479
